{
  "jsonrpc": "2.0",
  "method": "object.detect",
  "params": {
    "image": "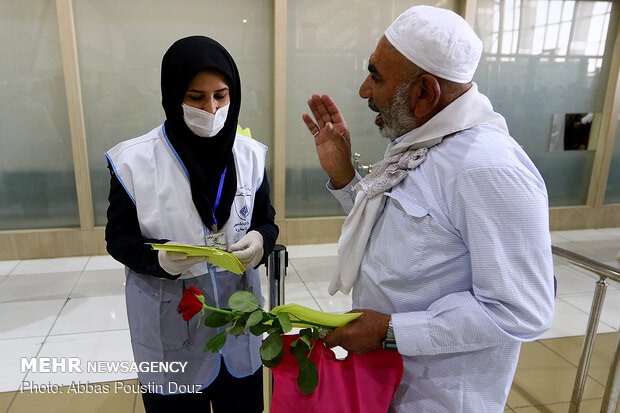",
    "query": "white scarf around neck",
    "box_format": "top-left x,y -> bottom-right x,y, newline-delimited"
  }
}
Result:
329,83 -> 509,295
